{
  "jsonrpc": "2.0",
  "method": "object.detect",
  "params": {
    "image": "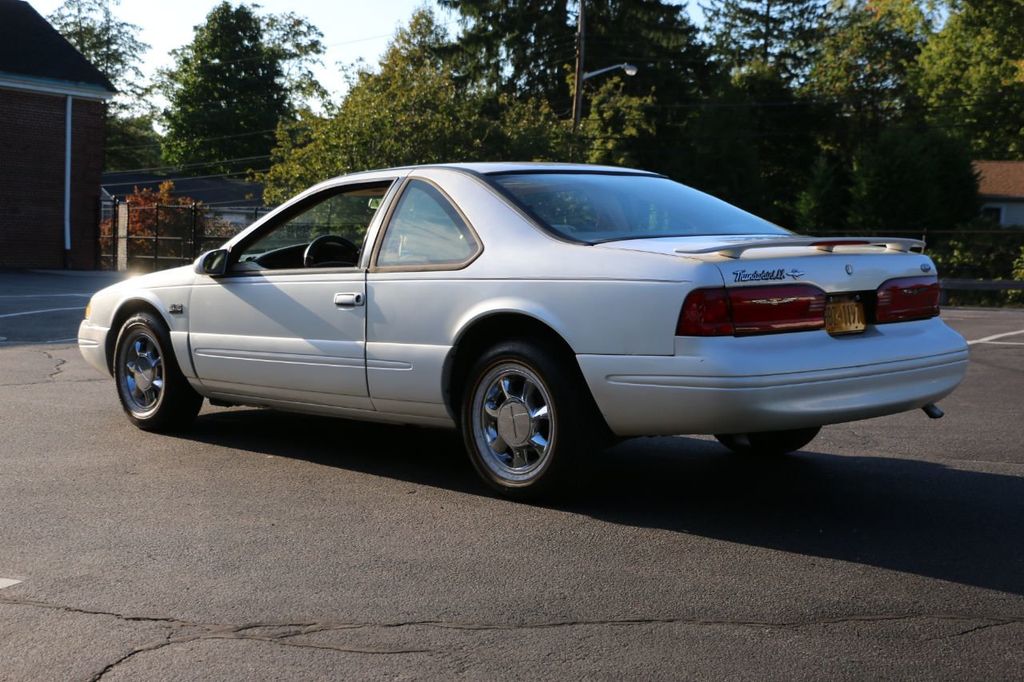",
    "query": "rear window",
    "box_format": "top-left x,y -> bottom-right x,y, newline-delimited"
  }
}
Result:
490,173 -> 790,243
